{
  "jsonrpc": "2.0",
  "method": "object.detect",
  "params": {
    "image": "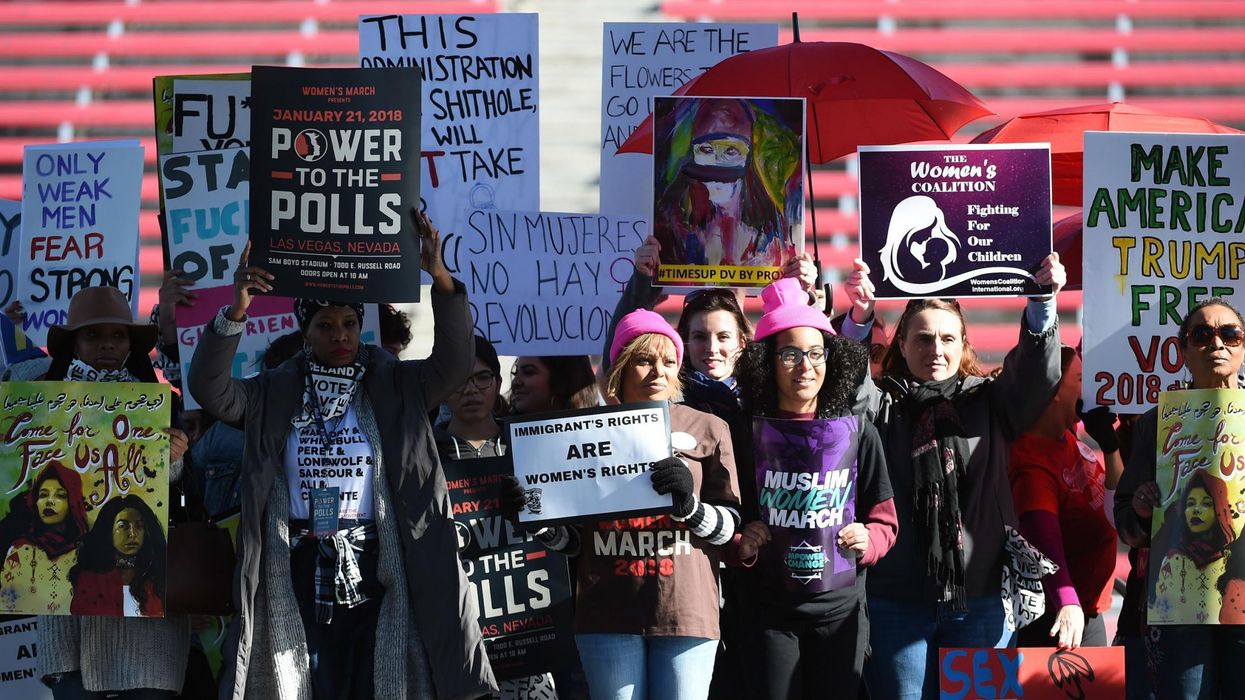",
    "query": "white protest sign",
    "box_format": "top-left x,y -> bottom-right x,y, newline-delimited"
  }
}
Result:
159,148 -> 249,290
446,209 -> 648,355
600,22 -> 778,215
0,199 -> 20,309
358,13 -> 539,241
176,285 -> 381,410
509,402 -> 672,525
1082,131 -> 1245,413
170,78 -> 251,153
0,617 -> 51,698
18,140 -> 143,345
